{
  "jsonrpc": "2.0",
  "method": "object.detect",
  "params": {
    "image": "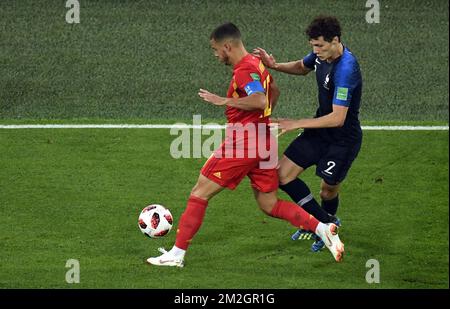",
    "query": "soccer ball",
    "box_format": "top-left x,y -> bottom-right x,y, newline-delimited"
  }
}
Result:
138,204 -> 173,238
